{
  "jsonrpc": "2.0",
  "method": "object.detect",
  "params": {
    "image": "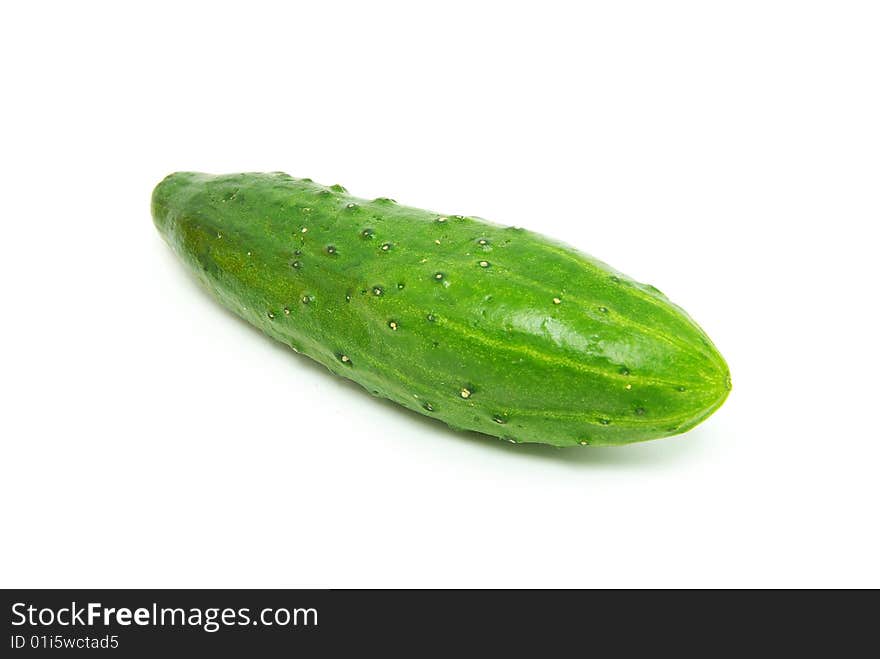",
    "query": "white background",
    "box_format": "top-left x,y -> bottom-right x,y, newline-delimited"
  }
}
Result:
2,1 -> 877,588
